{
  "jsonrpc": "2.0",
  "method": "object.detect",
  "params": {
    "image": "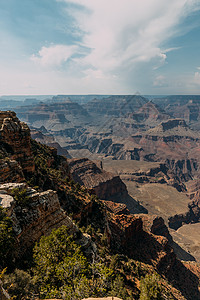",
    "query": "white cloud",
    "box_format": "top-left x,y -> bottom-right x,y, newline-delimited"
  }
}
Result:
20,0 -> 200,94
62,0 -> 199,77
153,75 -> 168,87
31,44 -> 77,68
